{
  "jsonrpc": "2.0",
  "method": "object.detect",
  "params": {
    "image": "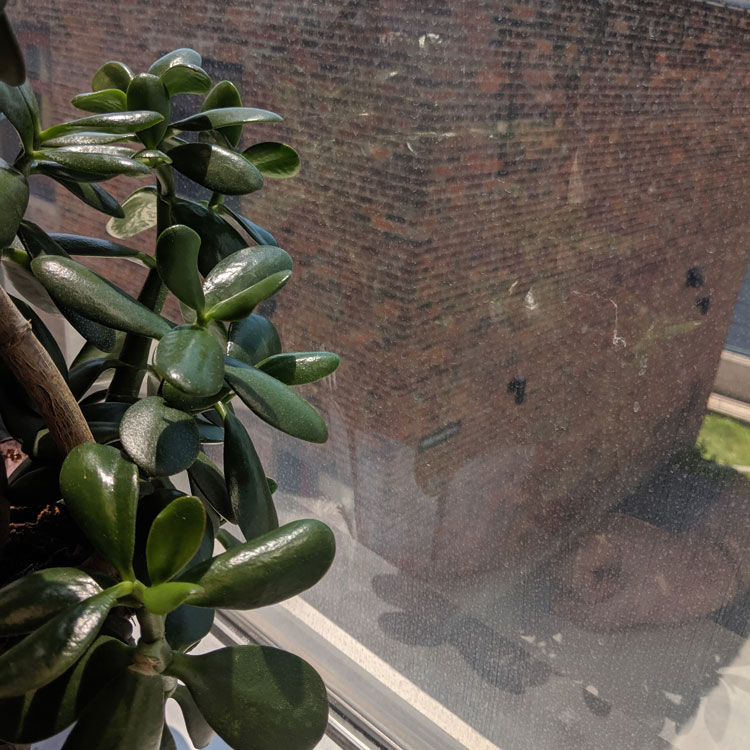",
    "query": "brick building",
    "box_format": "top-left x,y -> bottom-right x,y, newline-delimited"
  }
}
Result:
6,0 -> 750,581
